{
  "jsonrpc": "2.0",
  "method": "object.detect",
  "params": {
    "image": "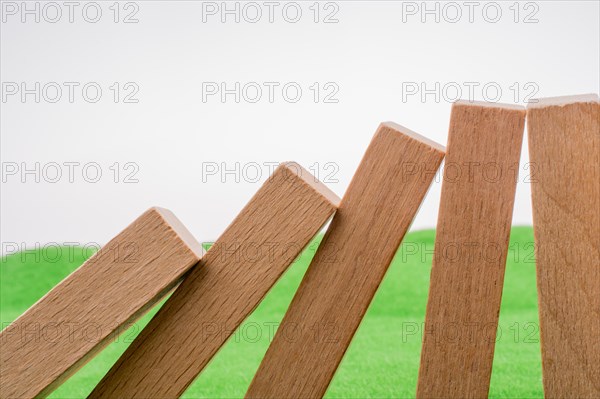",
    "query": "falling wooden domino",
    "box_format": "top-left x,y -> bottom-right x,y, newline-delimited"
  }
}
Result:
0,208 -> 203,399
88,162 -> 339,399
416,101 -> 526,399
245,122 -> 445,399
527,94 -> 599,399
